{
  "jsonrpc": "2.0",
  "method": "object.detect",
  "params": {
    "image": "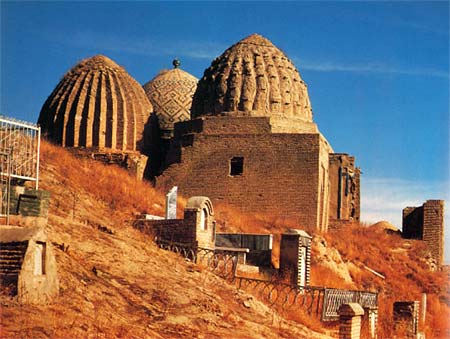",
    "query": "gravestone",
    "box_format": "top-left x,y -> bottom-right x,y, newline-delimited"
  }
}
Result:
165,186 -> 177,219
